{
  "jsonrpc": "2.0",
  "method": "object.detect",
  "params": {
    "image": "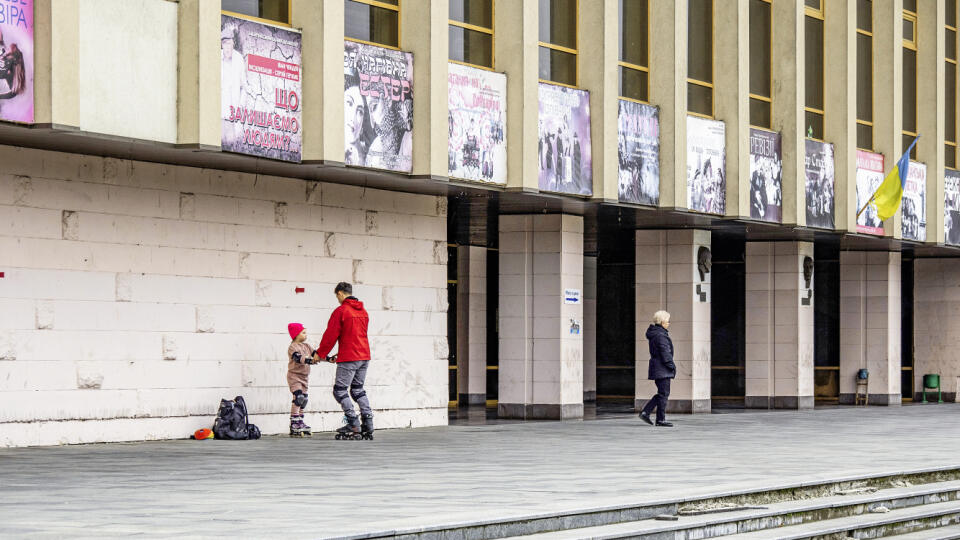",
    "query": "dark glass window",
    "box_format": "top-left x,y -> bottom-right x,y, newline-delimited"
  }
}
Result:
449,0 -> 494,68
687,0 -> 713,116
749,0 -> 771,127
539,0 -> 578,85
222,0 -> 290,23
618,0 -> 649,101
345,0 -> 400,48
